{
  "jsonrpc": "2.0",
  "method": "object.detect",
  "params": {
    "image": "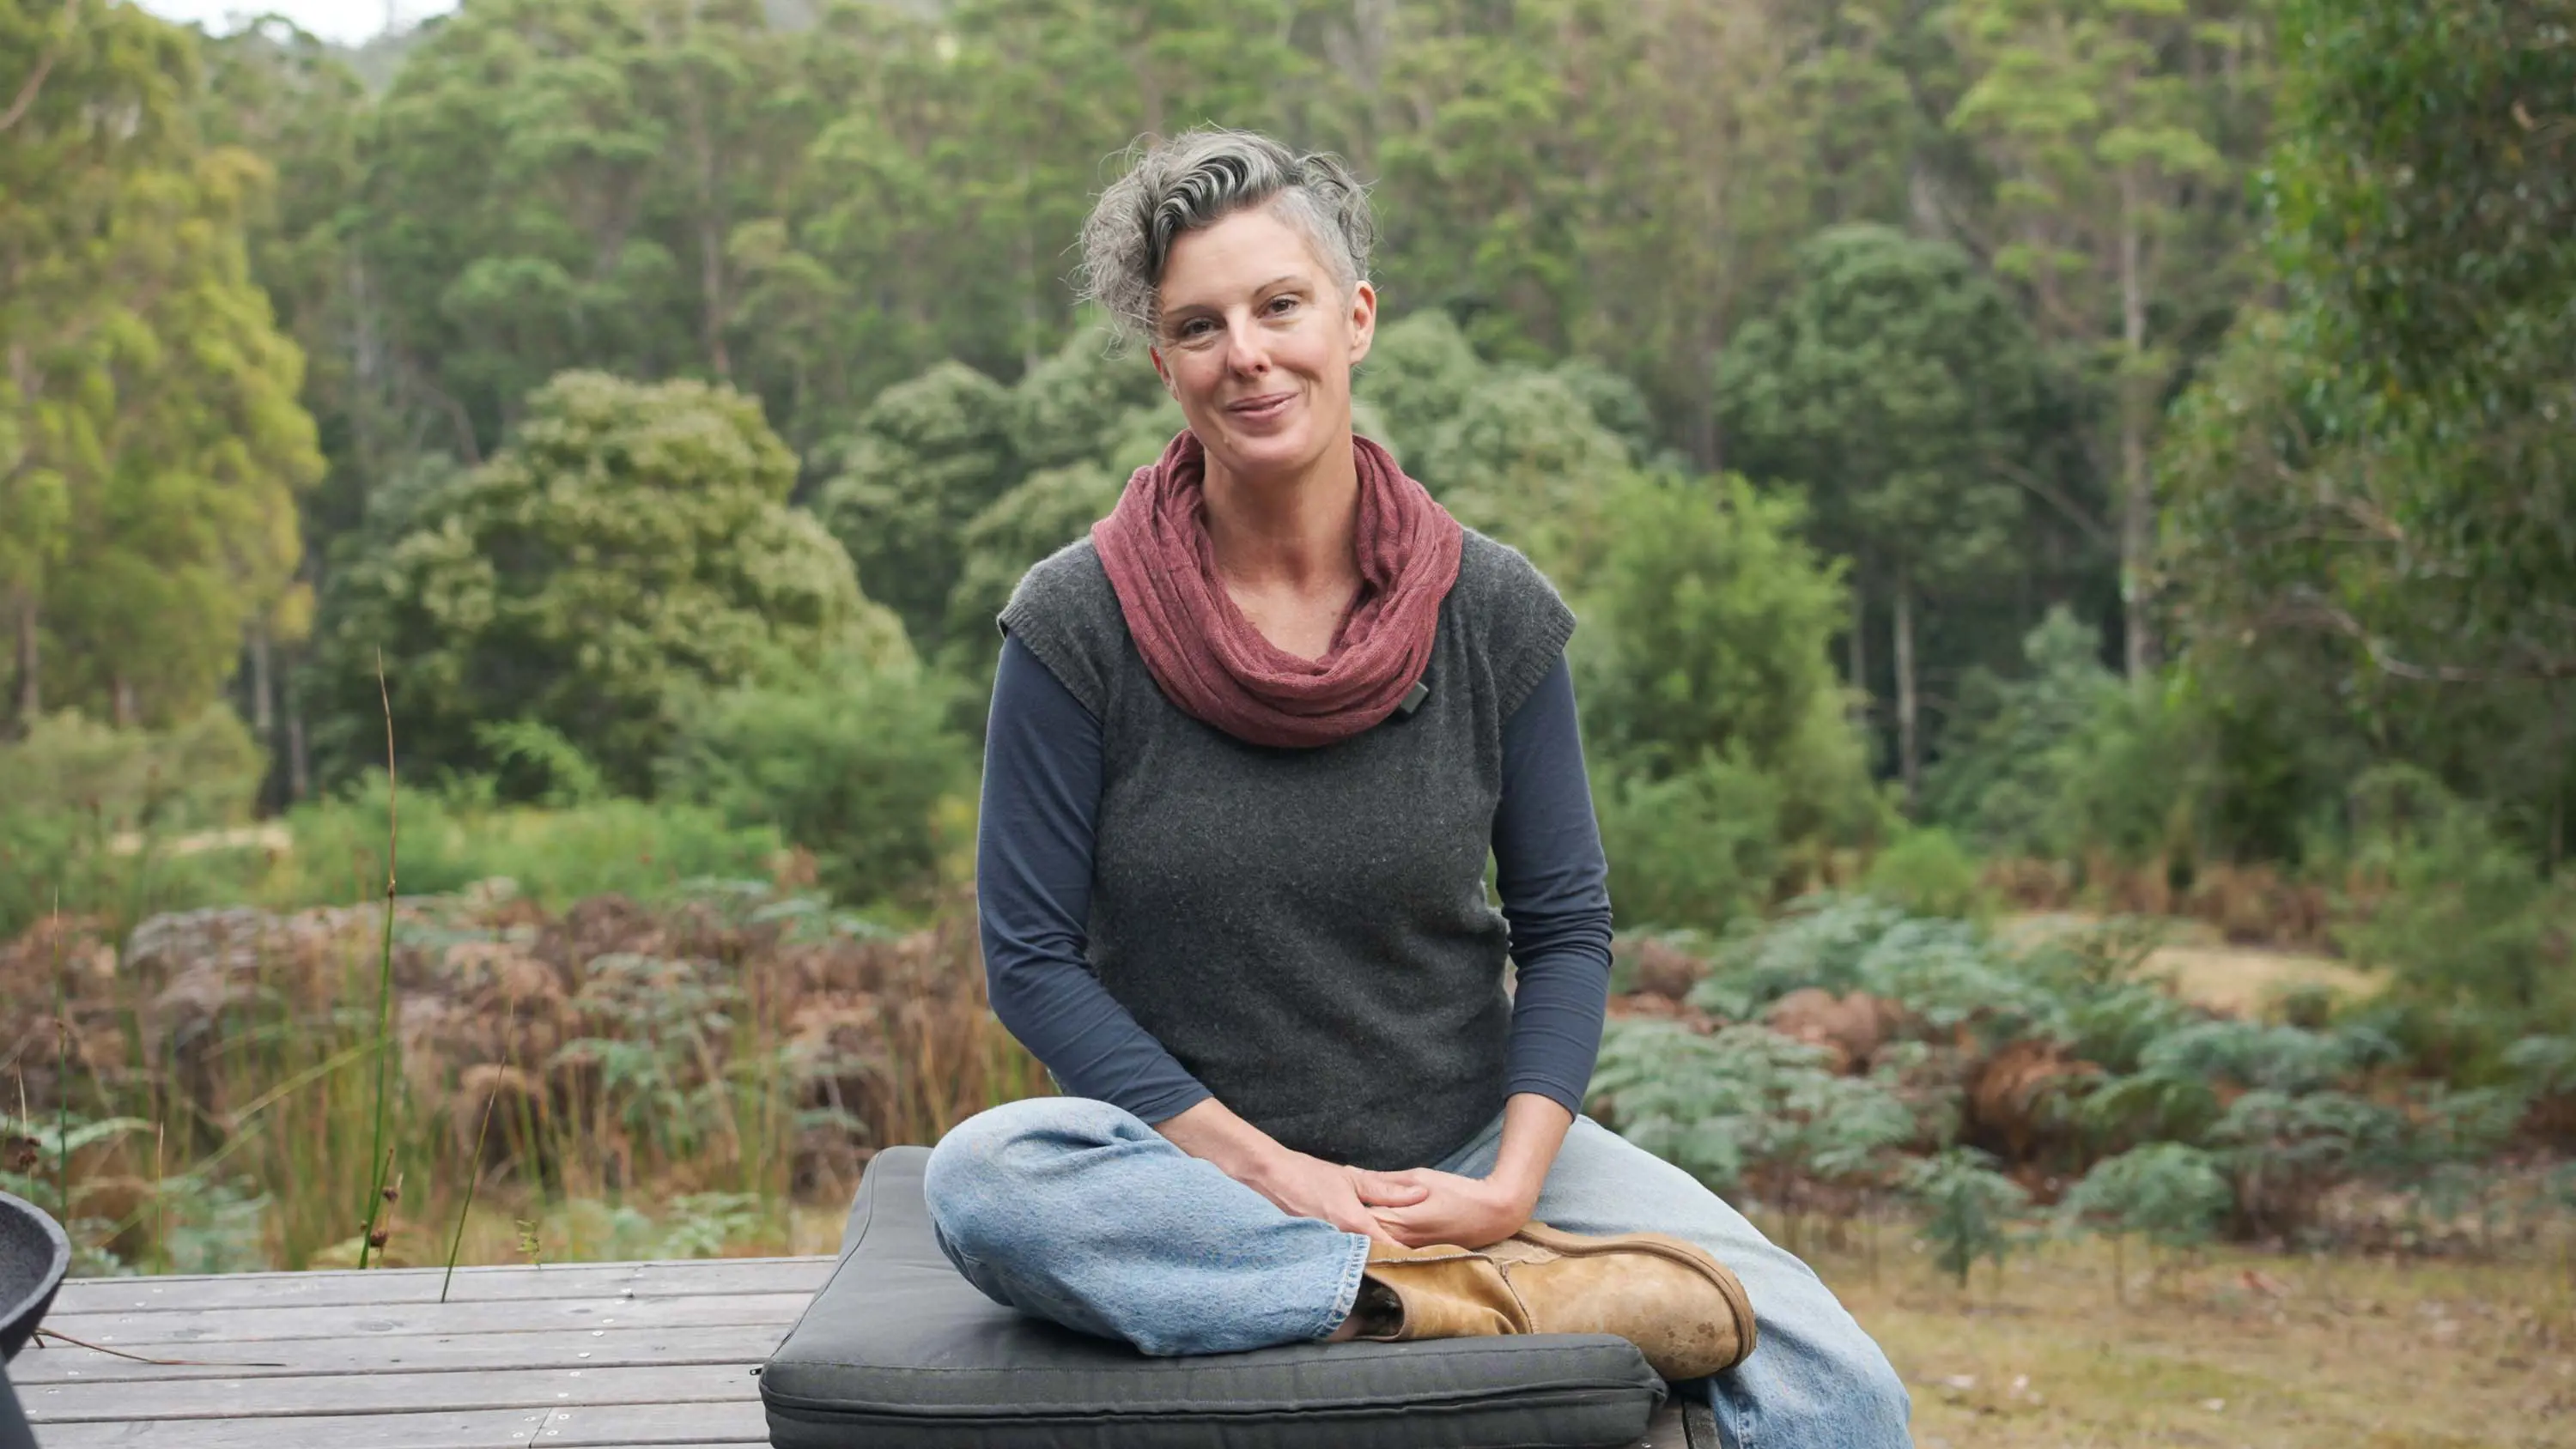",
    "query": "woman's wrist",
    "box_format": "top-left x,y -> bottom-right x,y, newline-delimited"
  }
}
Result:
1155,1096 -> 1291,1185
1485,1093 -> 1576,1216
